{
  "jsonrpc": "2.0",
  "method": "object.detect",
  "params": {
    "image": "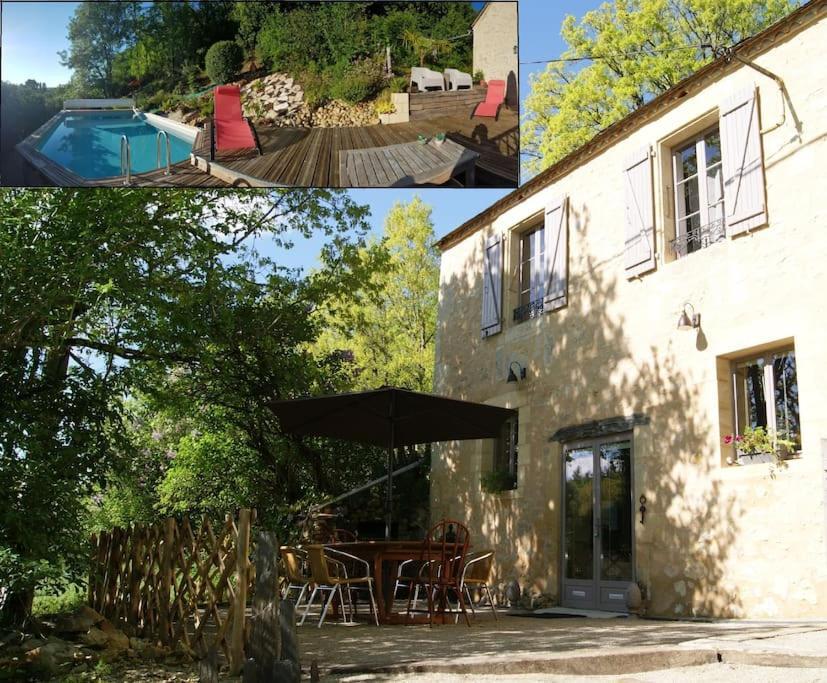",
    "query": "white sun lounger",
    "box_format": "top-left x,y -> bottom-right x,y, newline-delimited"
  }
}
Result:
444,69 -> 473,91
410,67 -> 445,92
